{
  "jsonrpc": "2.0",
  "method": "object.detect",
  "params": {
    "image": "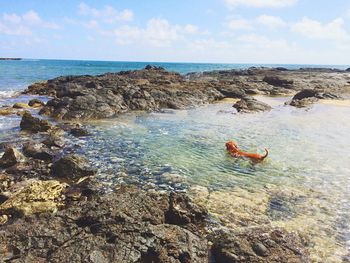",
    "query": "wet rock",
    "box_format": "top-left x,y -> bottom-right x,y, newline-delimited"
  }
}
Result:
70,126 -> 90,137
233,96 -> 272,113
12,102 -> 29,109
263,76 -> 294,88
160,172 -> 185,184
20,111 -> 52,133
0,106 -> 15,116
212,227 -> 309,263
42,132 -> 65,148
51,154 -> 96,180
165,192 -> 207,228
28,98 -> 45,108
22,141 -> 54,161
0,179 -> 67,216
0,147 -> 25,168
0,187 -> 208,262
23,81 -> 55,96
